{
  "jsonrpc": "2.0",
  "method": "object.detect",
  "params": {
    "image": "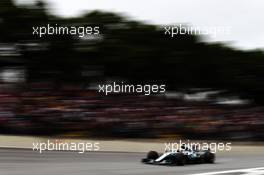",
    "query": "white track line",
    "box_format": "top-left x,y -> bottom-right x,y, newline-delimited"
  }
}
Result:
191,167 -> 264,175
